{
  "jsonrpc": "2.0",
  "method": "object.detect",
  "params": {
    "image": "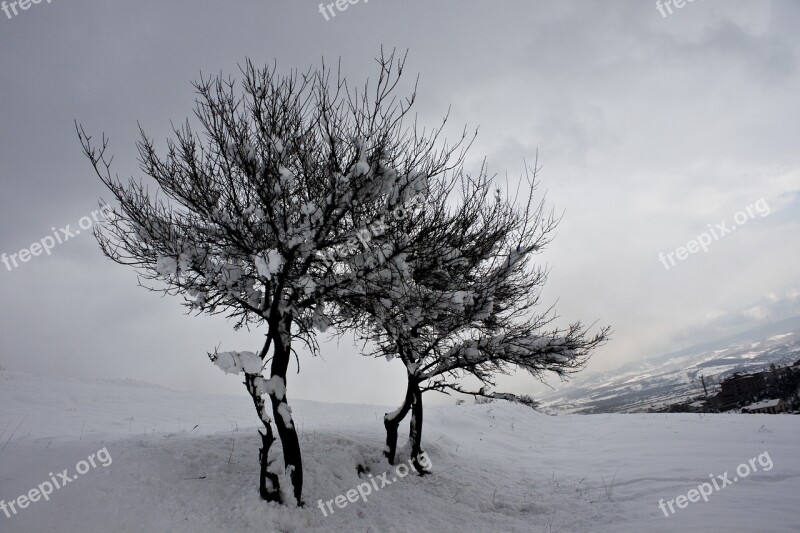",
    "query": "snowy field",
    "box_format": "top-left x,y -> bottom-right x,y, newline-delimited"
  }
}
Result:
1,370 -> 798,532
